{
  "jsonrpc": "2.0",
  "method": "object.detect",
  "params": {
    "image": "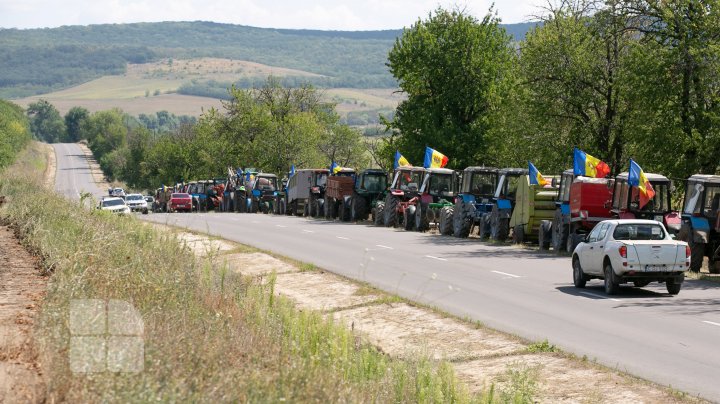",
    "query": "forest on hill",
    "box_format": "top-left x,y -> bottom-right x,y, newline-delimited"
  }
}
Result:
0,21 -> 535,98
